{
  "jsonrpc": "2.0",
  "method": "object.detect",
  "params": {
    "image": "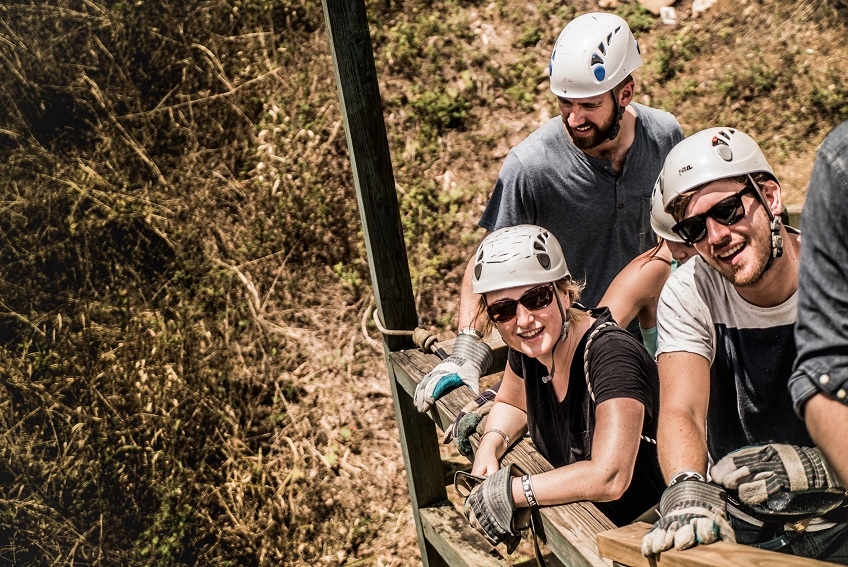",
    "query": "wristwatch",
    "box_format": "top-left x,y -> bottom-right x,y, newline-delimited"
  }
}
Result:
457,327 -> 484,340
668,470 -> 706,486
